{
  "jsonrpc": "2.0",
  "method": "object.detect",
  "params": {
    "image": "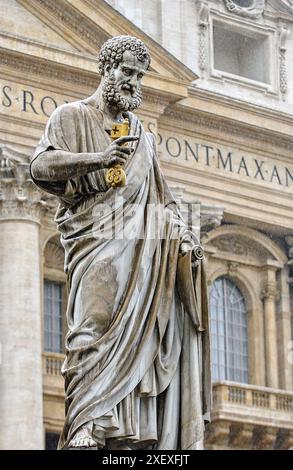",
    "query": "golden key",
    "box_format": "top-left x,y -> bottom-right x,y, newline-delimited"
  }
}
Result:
105,118 -> 129,188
